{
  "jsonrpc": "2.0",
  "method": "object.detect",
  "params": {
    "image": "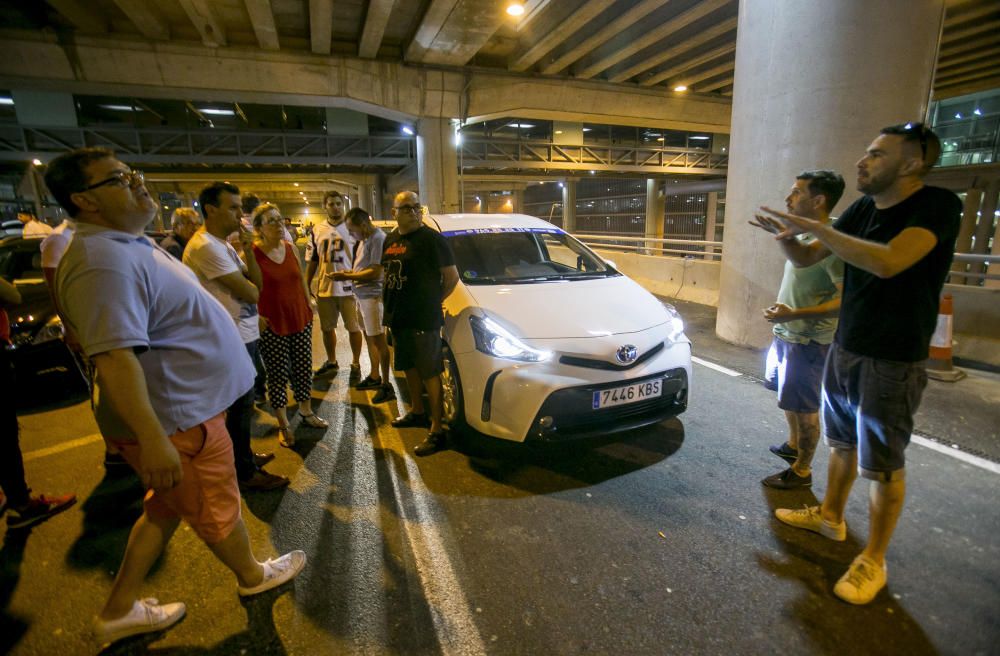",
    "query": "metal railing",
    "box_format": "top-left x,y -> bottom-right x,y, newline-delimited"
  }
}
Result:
573,232 -> 723,259
460,138 -> 728,174
0,125 -> 416,166
949,253 -> 1000,282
